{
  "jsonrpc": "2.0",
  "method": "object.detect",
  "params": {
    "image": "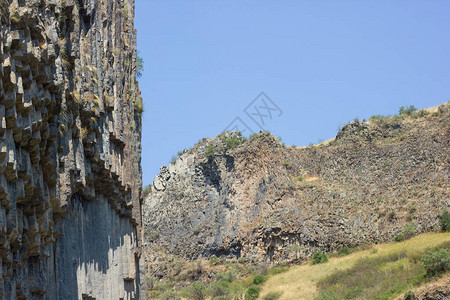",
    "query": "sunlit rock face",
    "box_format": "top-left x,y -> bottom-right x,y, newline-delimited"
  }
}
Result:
0,0 -> 144,298
144,106 -> 449,274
